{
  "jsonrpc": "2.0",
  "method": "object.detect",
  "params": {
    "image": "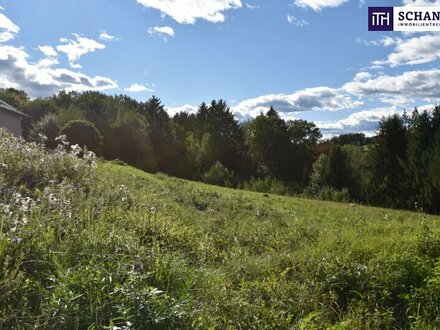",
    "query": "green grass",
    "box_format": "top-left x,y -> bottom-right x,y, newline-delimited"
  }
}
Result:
2,159 -> 440,329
